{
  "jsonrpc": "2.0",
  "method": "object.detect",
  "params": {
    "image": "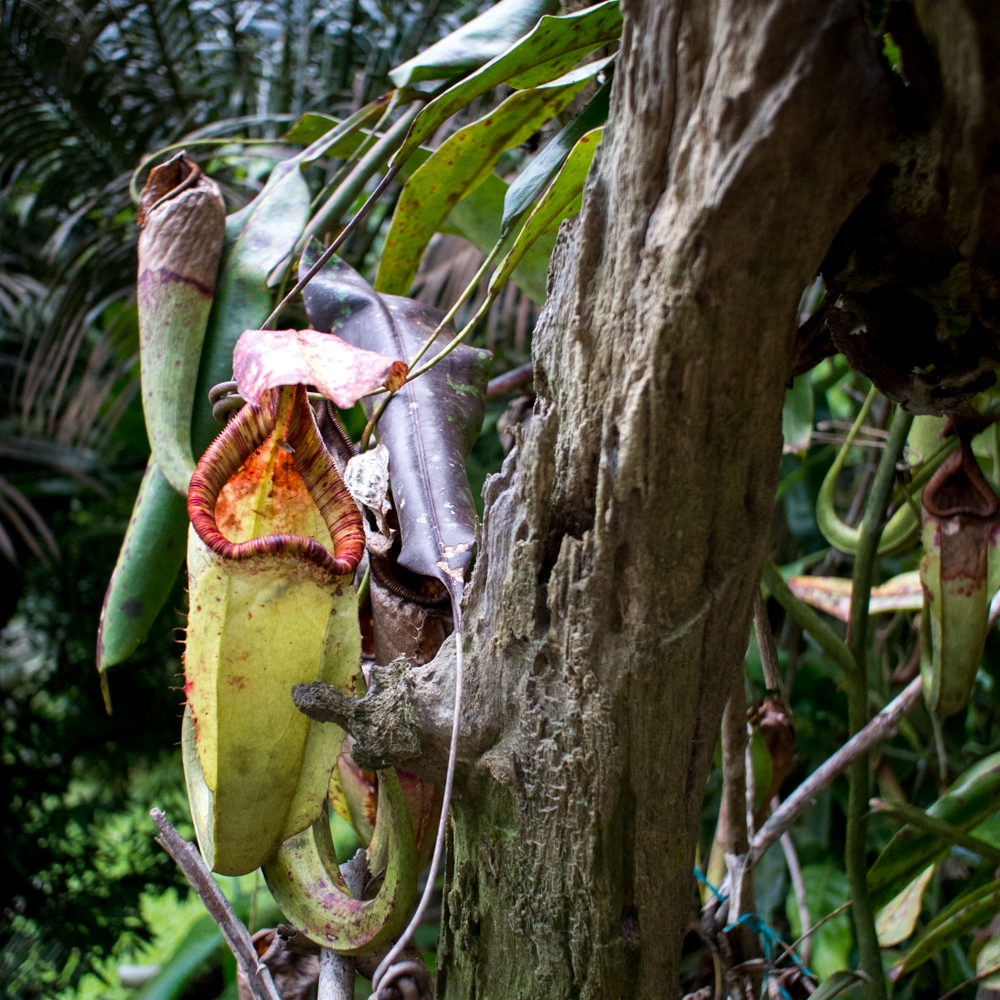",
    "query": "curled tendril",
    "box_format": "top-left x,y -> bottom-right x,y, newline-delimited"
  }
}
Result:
816,388 -> 958,557
209,380 -> 246,425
